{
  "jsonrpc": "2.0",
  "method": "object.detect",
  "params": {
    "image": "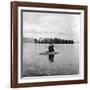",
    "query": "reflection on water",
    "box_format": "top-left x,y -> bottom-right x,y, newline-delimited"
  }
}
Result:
22,43 -> 79,77
48,55 -> 54,62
